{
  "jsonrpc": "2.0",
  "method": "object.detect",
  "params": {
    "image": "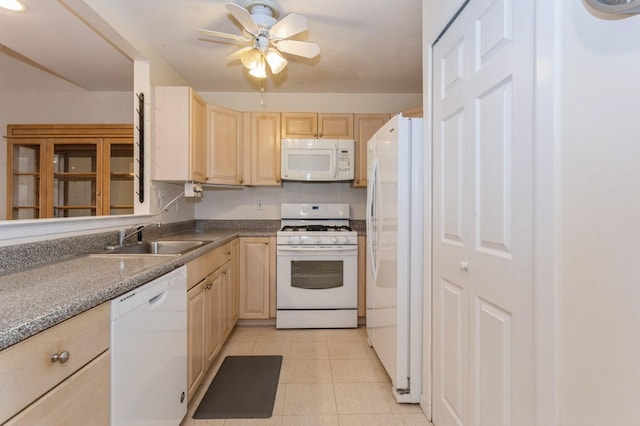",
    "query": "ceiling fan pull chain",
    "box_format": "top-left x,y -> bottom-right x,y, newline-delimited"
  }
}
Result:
261,81 -> 265,105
